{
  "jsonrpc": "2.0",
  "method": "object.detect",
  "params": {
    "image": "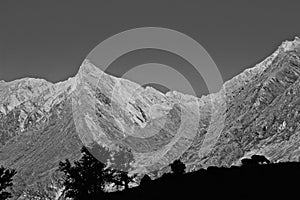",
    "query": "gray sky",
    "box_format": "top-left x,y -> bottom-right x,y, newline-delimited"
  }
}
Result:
1,0 -> 300,96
